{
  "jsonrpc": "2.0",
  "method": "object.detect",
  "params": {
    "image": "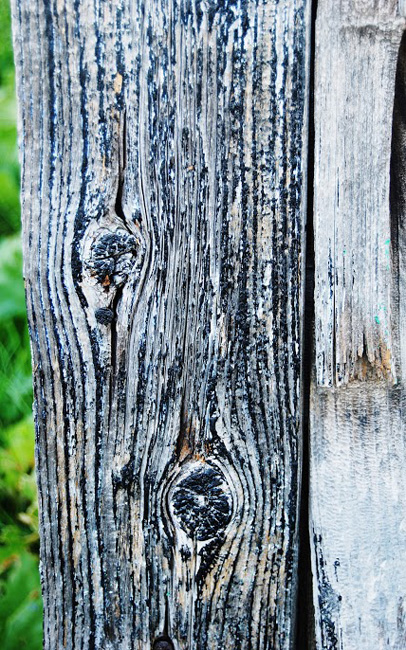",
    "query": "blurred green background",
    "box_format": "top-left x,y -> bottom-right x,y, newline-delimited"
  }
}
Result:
0,0 -> 43,647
